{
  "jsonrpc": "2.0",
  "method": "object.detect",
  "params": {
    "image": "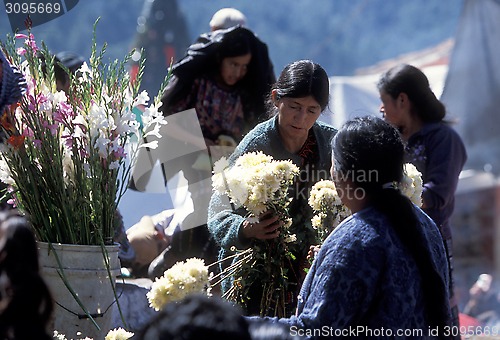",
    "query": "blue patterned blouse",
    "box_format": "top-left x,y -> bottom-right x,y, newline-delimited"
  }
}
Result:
263,205 -> 452,339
